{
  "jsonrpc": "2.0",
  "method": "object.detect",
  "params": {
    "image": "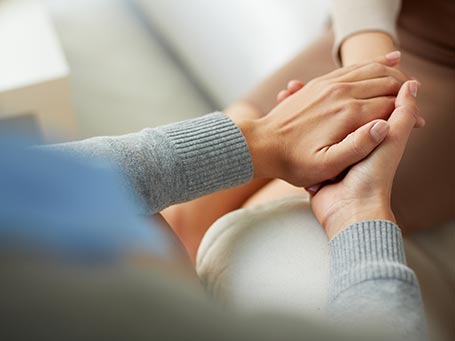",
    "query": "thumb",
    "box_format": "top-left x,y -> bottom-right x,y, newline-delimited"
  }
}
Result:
395,80 -> 418,107
386,81 -> 421,149
395,80 -> 425,127
323,119 -> 389,177
358,81 -> 423,182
